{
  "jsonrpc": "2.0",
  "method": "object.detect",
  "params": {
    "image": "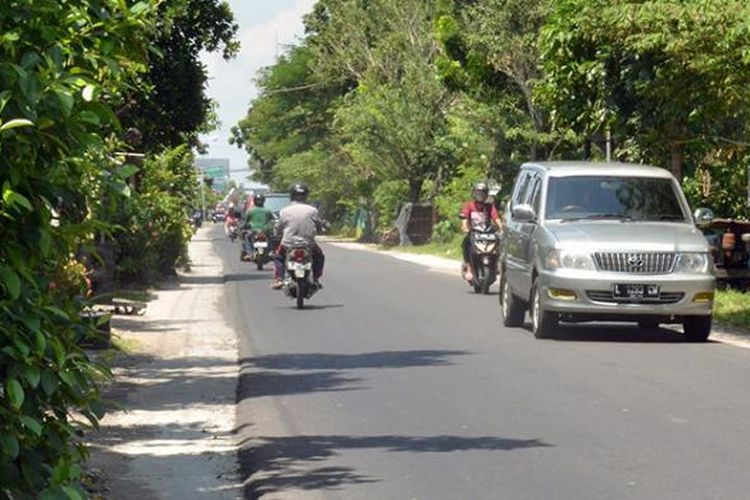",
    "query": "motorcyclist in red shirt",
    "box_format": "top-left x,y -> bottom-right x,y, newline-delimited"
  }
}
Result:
460,182 -> 502,282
